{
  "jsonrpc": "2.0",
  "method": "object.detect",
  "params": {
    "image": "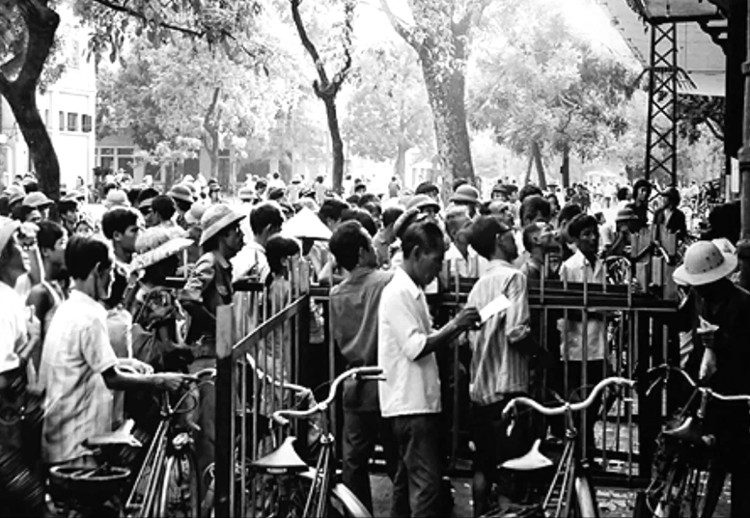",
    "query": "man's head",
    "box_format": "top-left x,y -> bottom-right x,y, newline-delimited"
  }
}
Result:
415,182 -> 440,201
57,198 -> 79,228
661,187 -> 680,209
353,183 -> 367,195
520,195 -> 551,226
469,215 -> 517,263
200,204 -> 245,257
449,185 -> 481,217
519,184 -> 543,203
265,235 -> 301,278
673,240 -> 737,299
401,217 -> 445,287
102,207 -> 141,255
0,218 -> 29,284
382,206 -> 404,233
37,220 -> 67,279
633,179 -> 651,203
329,220 -> 377,272
318,198 -> 349,231
567,214 -> 599,256
522,222 -> 555,254
149,195 -> 176,226
249,202 -> 284,246
444,205 -> 471,242
341,208 -> 377,236
65,235 -> 114,301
